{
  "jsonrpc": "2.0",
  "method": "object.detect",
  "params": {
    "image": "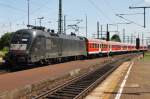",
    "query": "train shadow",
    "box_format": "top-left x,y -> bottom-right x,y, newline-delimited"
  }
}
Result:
0,63 -> 46,73
0,58 -> 86,73
0,64 -> 7,71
